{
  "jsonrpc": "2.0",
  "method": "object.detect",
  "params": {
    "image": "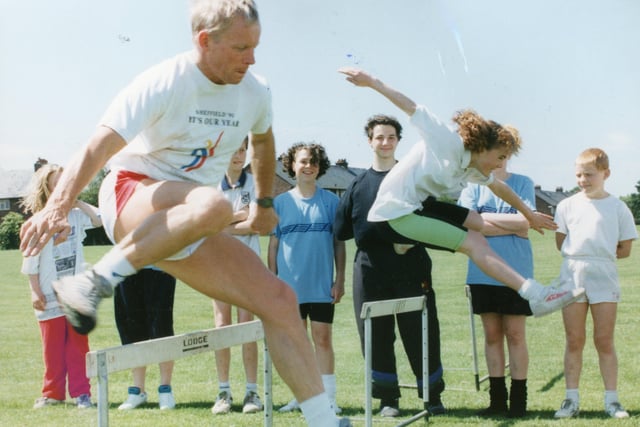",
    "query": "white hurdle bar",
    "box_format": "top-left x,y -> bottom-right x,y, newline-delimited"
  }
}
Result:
86,320 -> 272,427
360,296 -> 429,427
